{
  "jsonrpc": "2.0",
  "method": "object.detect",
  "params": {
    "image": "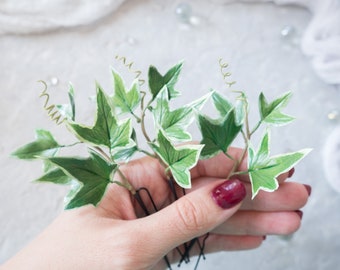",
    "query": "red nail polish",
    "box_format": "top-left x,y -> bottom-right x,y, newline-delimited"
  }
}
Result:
212,179 -> 246,209
303,184 -> 312,196
295,210 -> 303,219
288,167 -> 295,178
